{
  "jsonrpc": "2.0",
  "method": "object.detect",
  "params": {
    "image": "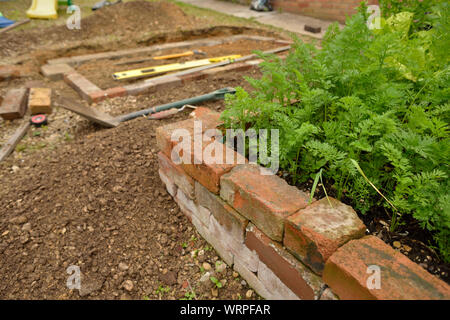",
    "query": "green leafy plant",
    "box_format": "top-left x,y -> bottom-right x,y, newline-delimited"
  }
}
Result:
379,0 -> 443,33
221,2 -> 450,262
155,285 -> 170,295
210,276 -> 223,289
180,291 -> 196,300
